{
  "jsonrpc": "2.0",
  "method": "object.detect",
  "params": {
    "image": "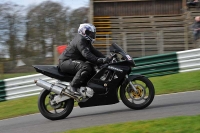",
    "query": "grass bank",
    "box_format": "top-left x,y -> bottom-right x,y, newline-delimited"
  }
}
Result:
0,70 -> 200,120
63,115 -> 200,133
